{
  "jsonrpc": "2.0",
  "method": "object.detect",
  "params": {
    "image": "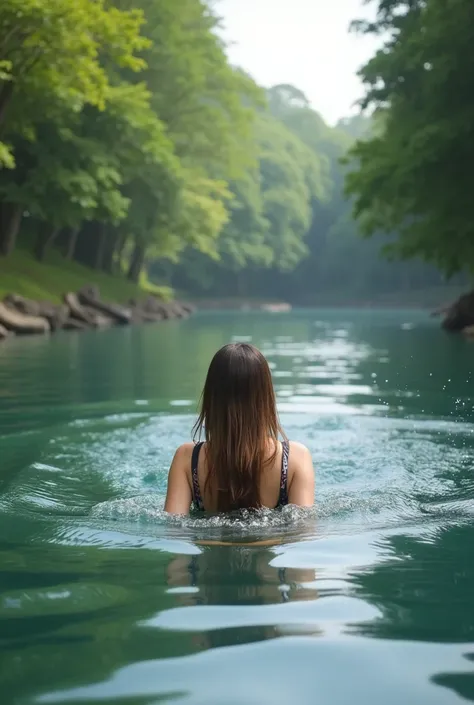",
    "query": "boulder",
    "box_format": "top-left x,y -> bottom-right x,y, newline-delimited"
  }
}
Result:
0,286 -> 193,336
63,318 -> 91,332
78,284 -> 101,302
38,302 -> 69,331
130,308 -> 164,324
82,306 -> 115,328
171,302 -> 188,319
180,302 -> 196,315
128,295 -> 194,323
5,294 -> 68,331
0,302 -> 50,334
441,291 -> 474,332
143,295 -> 165,313
64,292 -> 97,327
3,293 -> 41,316
78,287 -> 131,325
